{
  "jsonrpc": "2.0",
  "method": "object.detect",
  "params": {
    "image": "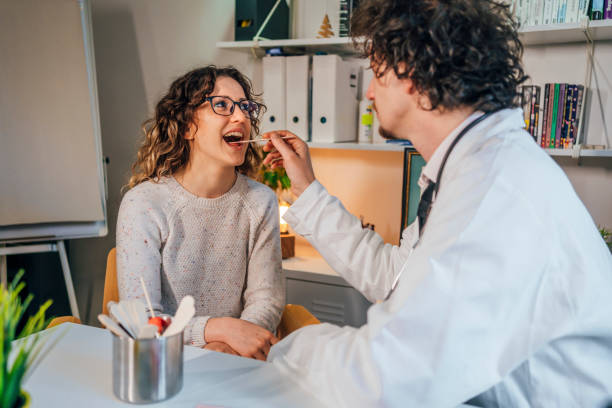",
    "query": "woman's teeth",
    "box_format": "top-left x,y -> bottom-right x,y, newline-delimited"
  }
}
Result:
223,133 -> 243,144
